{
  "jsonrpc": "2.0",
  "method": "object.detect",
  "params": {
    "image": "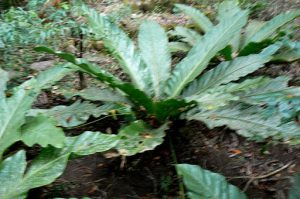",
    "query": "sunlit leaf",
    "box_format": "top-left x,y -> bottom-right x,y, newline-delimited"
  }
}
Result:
176,164 -> 247,199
